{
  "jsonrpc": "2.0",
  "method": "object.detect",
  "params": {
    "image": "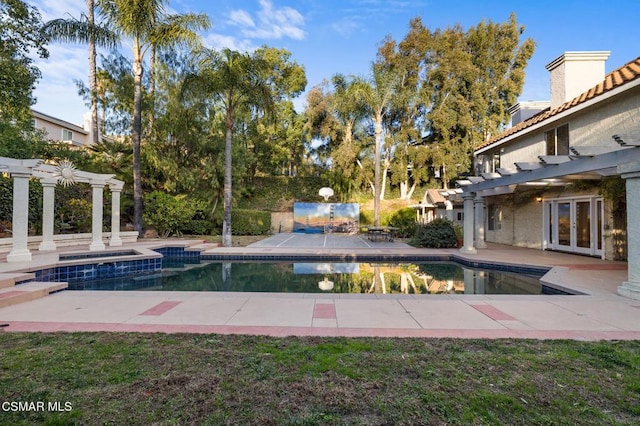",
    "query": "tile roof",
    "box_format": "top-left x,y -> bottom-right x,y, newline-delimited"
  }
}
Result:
476,55 -> 640,152
425,188 -> 446,204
